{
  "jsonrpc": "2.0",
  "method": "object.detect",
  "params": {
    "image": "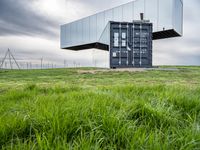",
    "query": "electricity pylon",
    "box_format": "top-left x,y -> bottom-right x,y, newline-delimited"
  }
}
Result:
0,49 -> 20,70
